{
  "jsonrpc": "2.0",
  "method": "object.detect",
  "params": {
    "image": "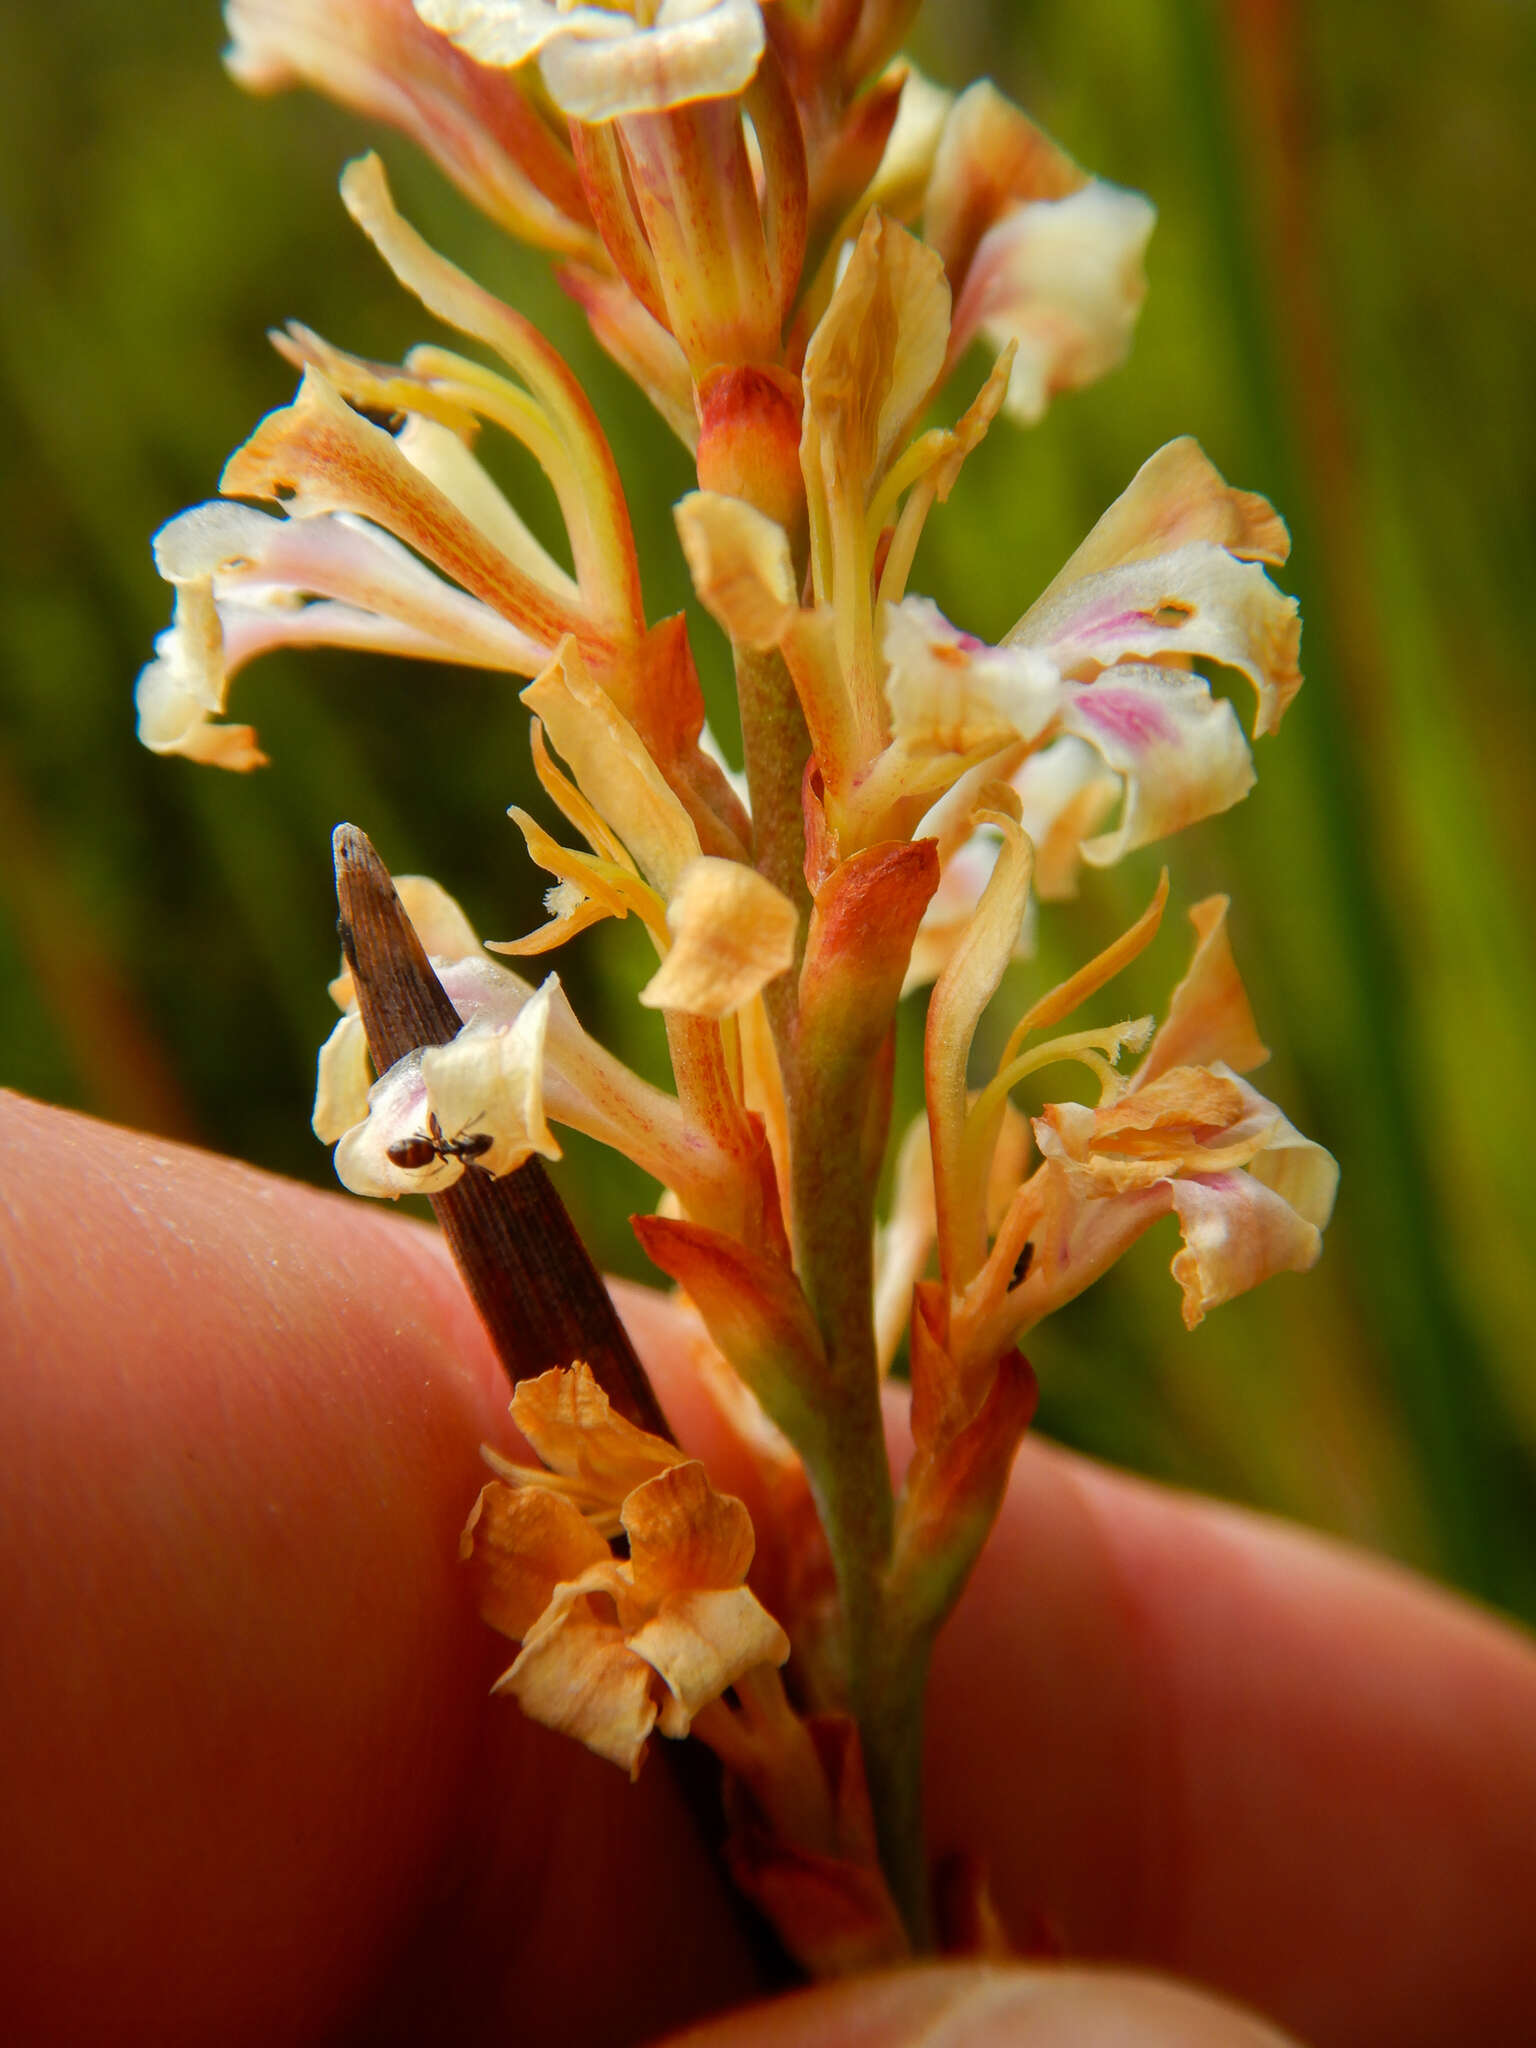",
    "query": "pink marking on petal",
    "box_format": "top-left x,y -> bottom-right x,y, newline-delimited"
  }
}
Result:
1073,687 -> 1174,749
